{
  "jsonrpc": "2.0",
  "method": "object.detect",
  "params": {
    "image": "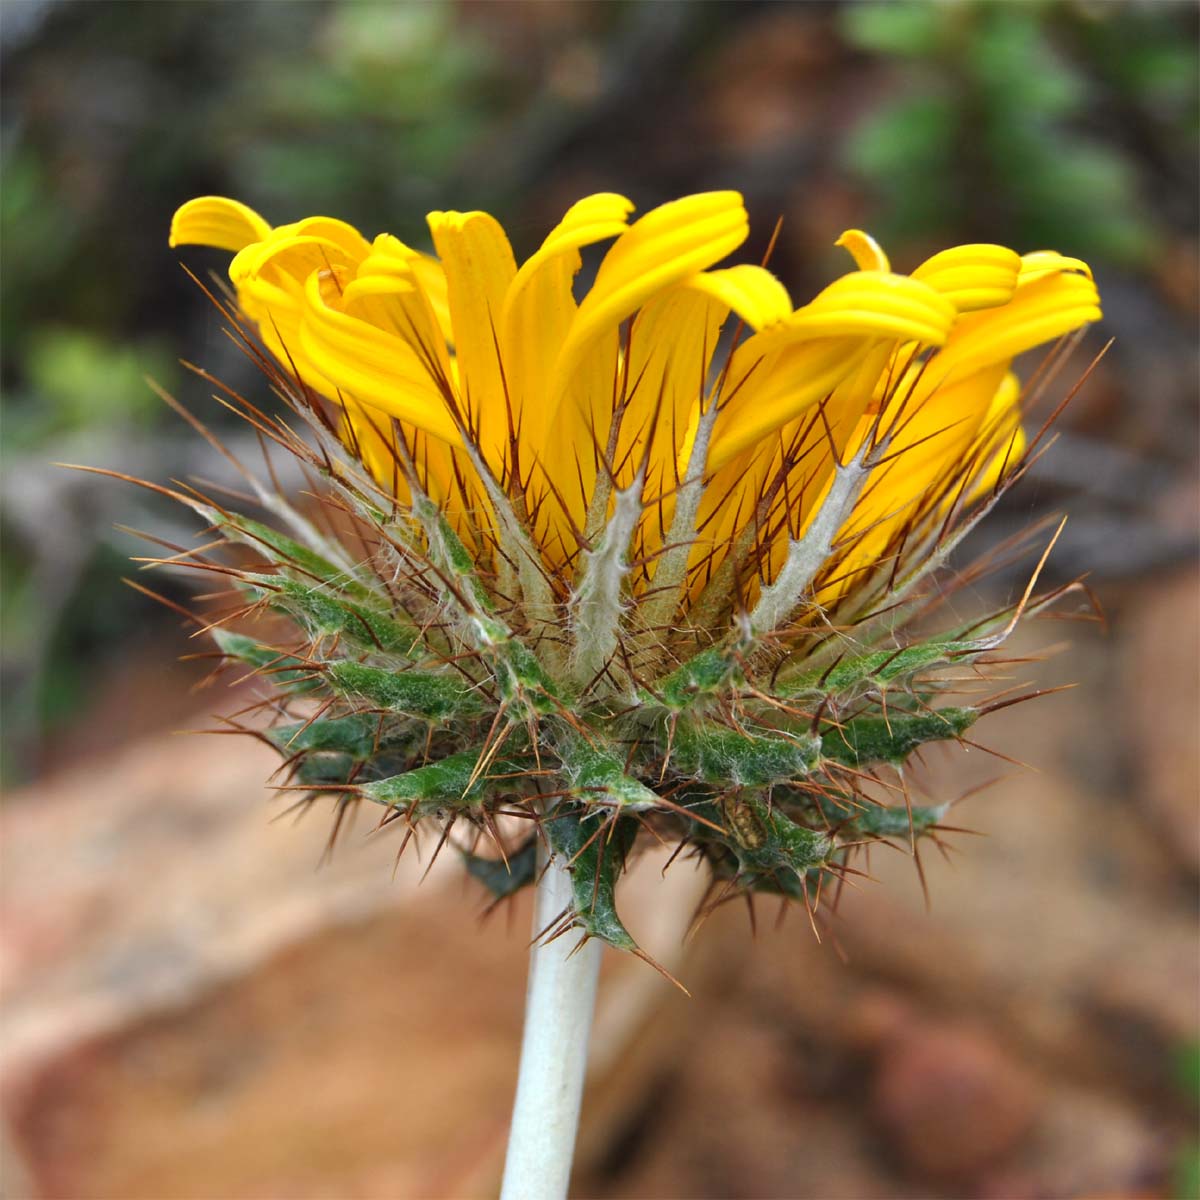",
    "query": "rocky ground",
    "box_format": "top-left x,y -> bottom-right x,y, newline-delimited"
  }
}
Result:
1,570 -> 1196,1200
